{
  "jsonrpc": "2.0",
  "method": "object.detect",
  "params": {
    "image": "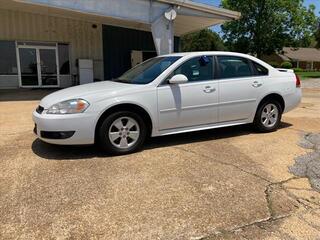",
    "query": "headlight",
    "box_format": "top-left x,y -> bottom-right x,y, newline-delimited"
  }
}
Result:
47,99 -> 90,114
